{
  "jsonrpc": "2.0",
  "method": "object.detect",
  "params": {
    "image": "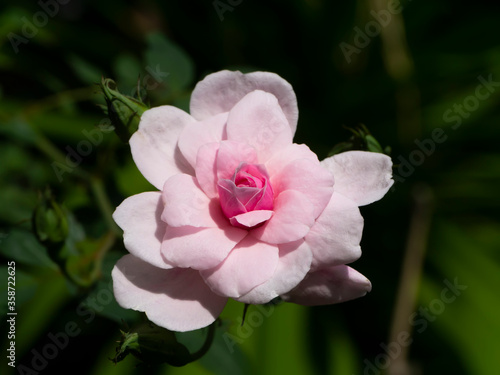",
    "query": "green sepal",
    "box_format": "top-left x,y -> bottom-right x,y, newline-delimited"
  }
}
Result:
328,124 -> 391,157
